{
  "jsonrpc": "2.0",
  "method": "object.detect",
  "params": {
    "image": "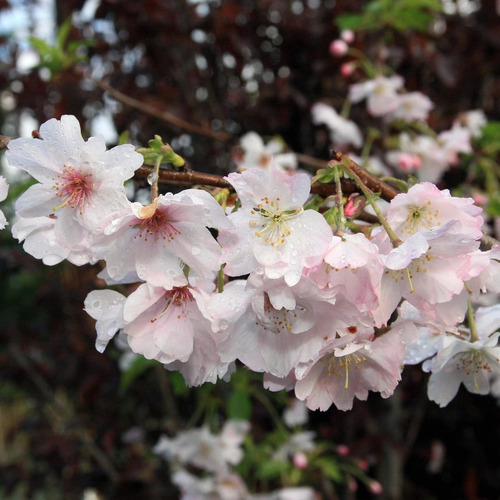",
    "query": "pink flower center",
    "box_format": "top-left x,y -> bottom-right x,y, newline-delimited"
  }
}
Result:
53,165 -> 94,212
151,286 -> 194,323
136,209 -> 180,242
